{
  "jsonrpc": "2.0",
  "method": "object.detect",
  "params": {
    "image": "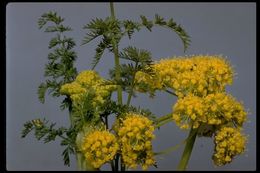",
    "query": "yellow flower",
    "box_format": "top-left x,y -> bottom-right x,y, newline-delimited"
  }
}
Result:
59,70 -> 117,112
134,55 -> 234,97
79,130 -> 119,168
172,94 -> 206,129
118,113 -> 155,170
212,126 -> 246,166
172,93 -> 247,130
